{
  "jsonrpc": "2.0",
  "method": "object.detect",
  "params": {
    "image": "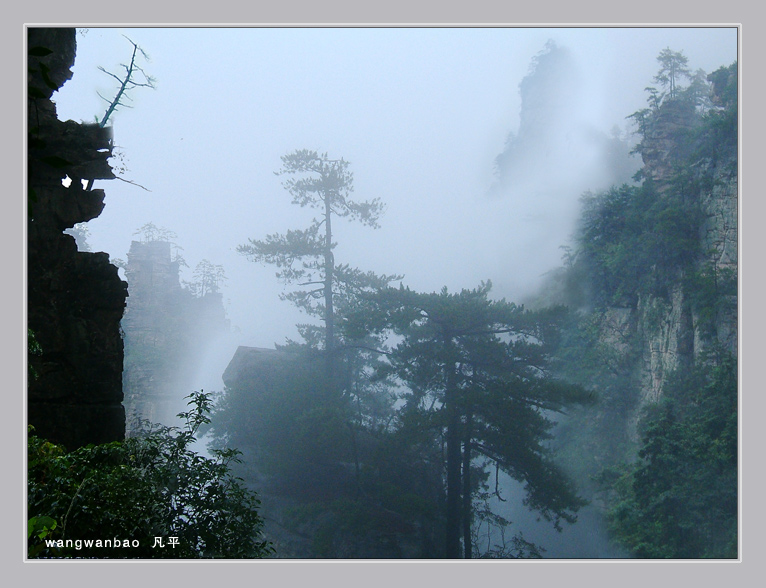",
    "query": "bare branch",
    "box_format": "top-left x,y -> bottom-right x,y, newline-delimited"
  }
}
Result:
85,36 -> 155,192
113,176 -> 151,191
